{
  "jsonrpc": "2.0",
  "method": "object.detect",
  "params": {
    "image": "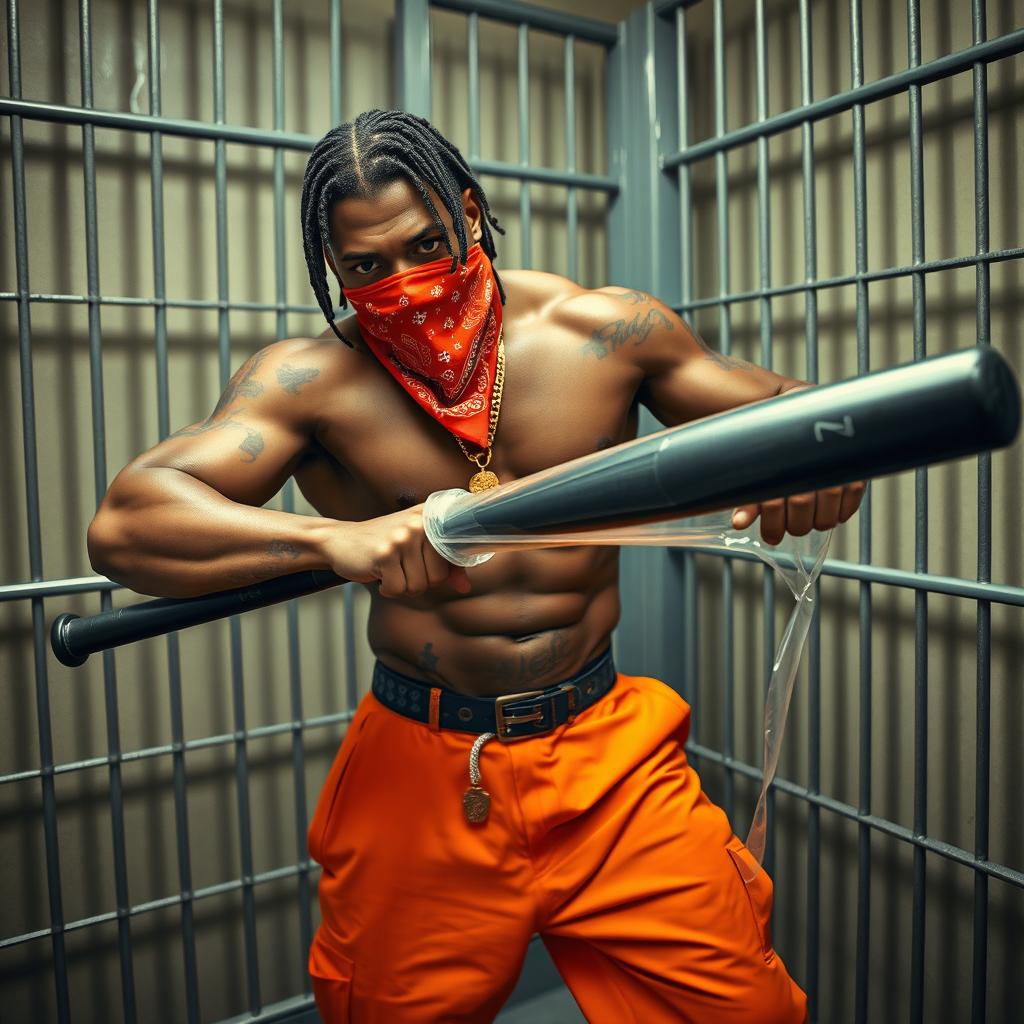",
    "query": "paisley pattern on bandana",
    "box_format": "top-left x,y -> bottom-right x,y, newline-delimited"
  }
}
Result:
343,243 -> 503,448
